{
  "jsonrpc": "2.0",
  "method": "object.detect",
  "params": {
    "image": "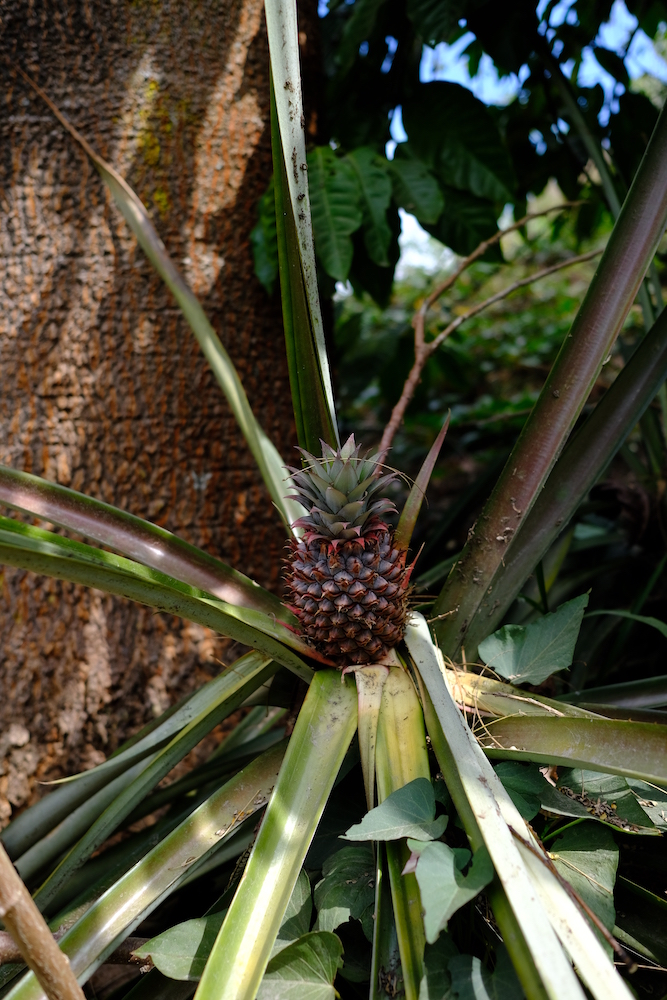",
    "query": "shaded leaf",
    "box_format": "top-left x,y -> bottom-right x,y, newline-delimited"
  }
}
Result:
625,778 -> 667,831
419,934 -> 458,1000
478,595 -> 589,684
558,769 -> 659,832
336,0 -> 388,74
412,843 -> 493,943
448,947 -> 524,1000
426,187 -> 500,257
550,823 -> 618,940
257,931 -> 344,1000
314,845 -> 376,941
614,876 -> 667,966
494,761 -> 590,824
346,147 -> 393,266
586,609 -> 667,640
406,0 -> 465,47
308,146 -> 363,281
344,778 -> 447,842
404,82 -> 515,202
388,153 -> 444,225
251,178 -> 278,295
274,869 -> 314,956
